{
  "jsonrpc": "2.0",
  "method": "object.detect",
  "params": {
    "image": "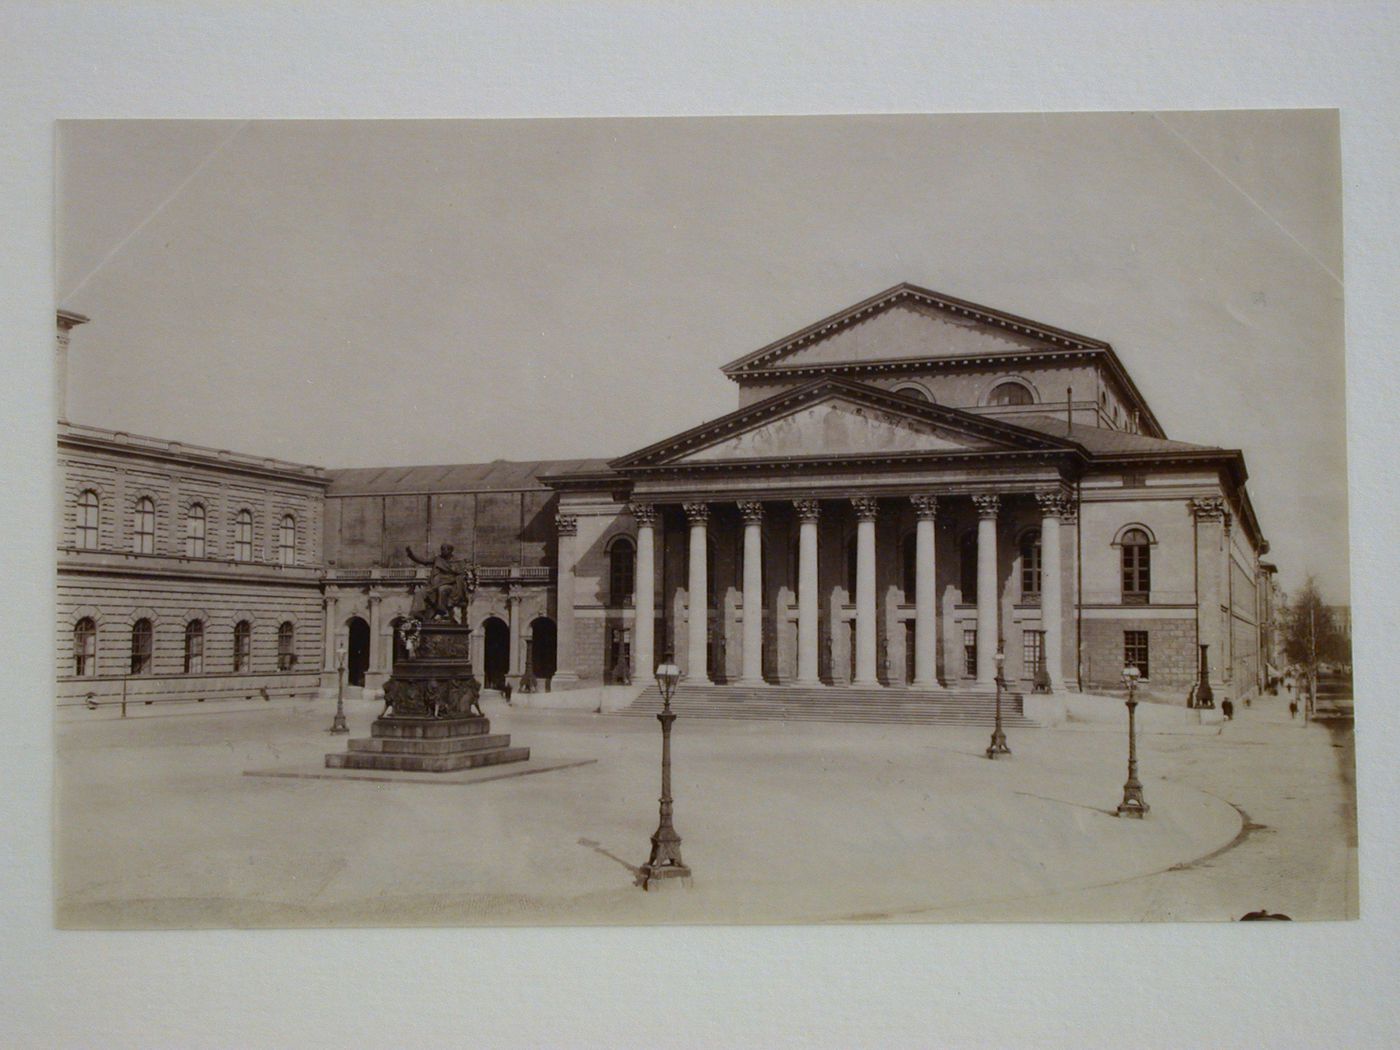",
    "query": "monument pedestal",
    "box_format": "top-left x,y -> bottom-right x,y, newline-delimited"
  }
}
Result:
325,620 -> 529,774
326,714 -> 529,772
